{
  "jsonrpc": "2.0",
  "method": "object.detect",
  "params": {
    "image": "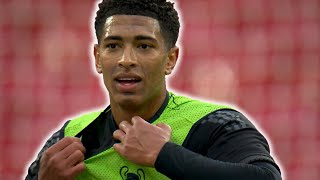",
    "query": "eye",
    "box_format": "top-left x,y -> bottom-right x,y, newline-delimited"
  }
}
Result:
106,43 -> 118,49
138,44 -> 152,49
